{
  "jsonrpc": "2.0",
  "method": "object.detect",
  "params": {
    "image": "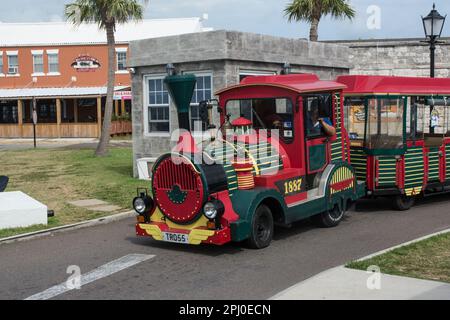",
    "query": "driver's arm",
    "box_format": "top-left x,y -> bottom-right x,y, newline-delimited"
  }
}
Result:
319,118 -> 336,136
